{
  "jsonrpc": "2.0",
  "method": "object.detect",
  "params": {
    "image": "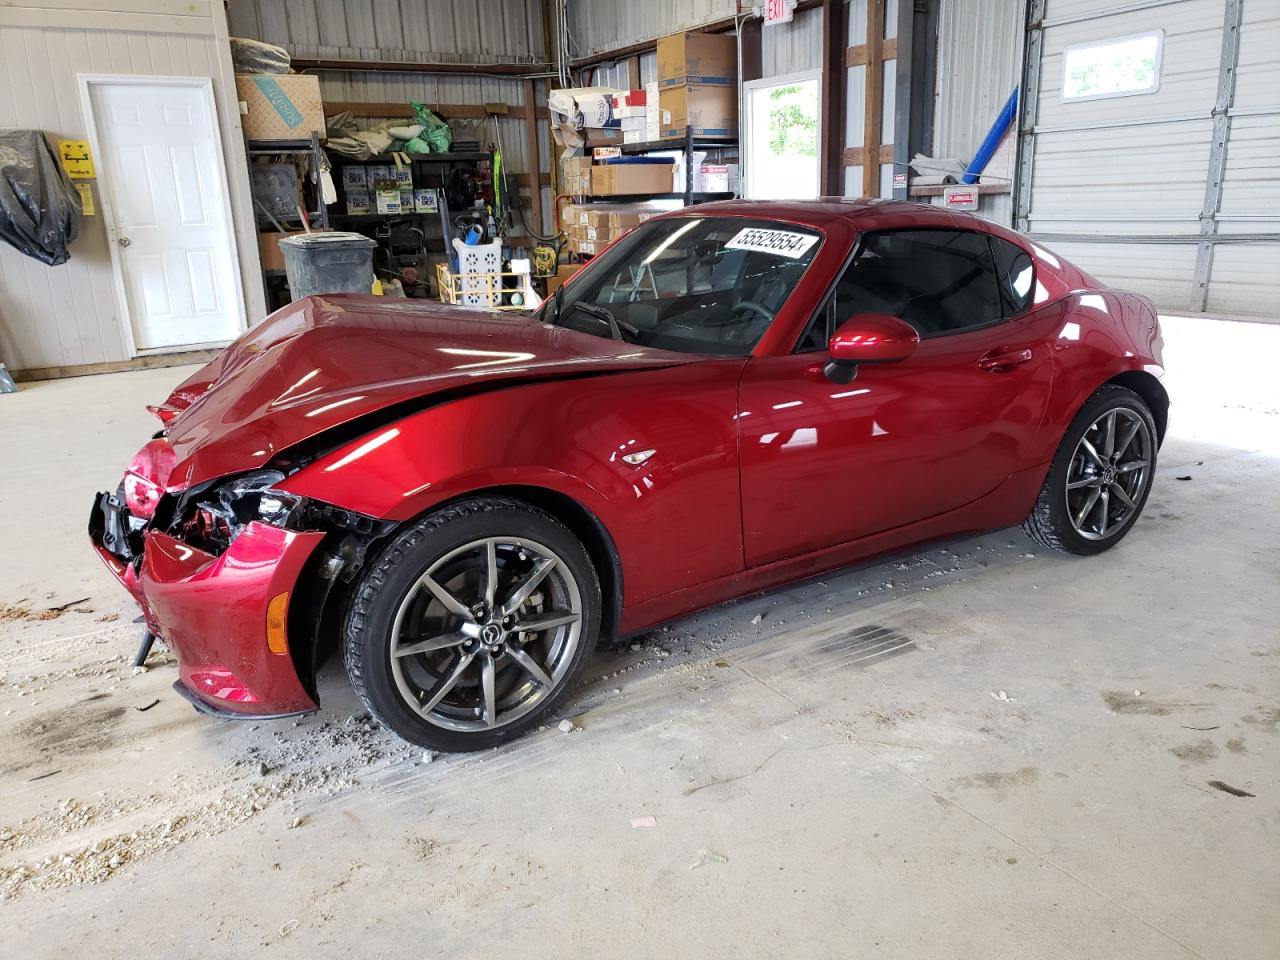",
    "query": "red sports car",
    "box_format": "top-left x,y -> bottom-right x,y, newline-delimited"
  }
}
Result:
90,200 -> 1166,751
